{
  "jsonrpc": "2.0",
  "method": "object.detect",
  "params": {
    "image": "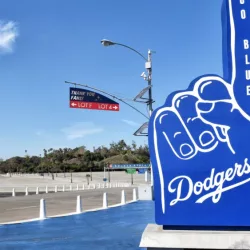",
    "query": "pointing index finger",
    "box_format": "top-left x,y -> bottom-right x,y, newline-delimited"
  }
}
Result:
222,0 -> 250,118
223,0 -> 250,83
